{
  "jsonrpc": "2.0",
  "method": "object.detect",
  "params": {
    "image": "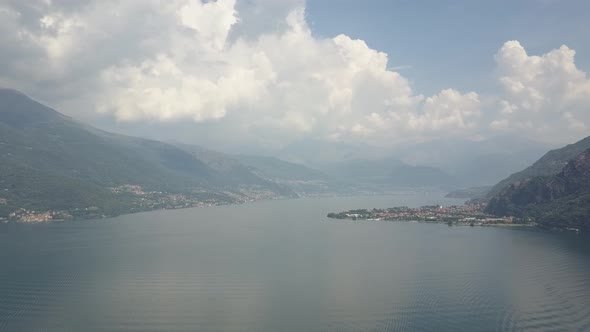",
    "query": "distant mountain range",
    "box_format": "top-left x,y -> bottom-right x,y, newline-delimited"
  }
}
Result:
390,137 -> 549,187
277,136 -> 549,189
0,89 -> 332,220
445,186 -> 491,199
317,156 -> 458,190
485,136 -> 590,231
177,147 -> 341,195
